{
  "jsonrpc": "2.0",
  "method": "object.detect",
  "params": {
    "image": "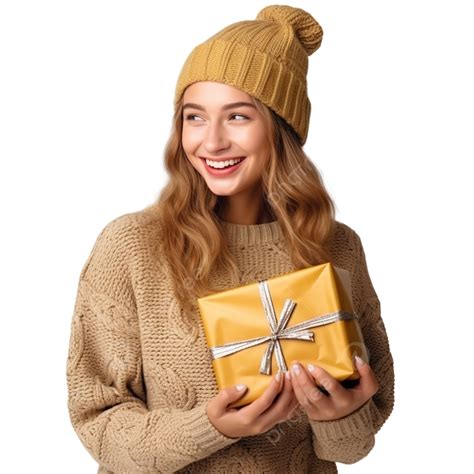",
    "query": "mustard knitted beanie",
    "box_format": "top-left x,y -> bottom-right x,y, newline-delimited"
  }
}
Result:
174,4 -> 323,145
